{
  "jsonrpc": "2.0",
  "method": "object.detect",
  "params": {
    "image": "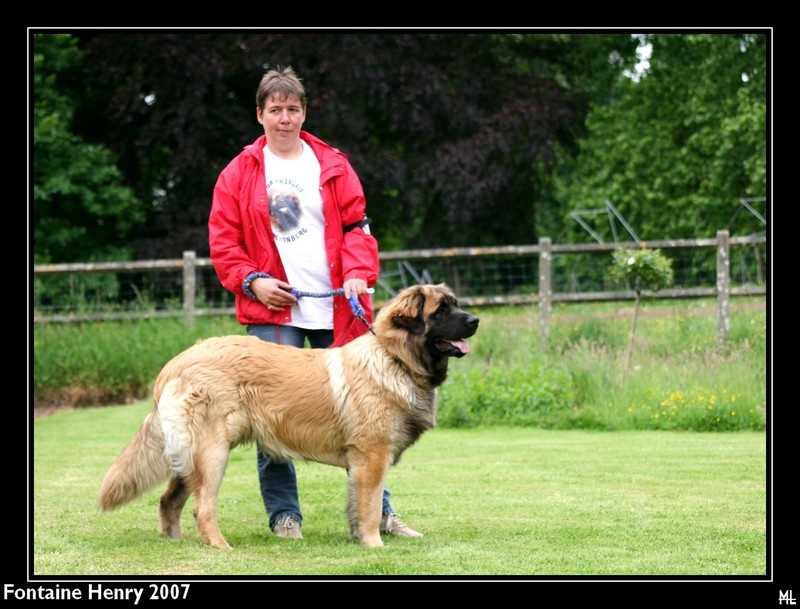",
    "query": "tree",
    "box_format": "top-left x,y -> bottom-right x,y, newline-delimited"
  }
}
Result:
551,32 -> 767,244
67,32 -> 639,257
609,247 -> 674,381
32,33 -> 143,264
